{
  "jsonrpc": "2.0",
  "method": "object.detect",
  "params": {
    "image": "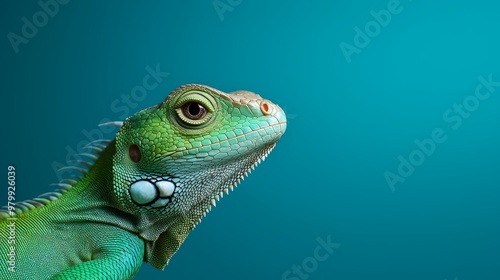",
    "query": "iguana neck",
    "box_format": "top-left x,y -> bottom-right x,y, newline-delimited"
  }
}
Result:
67,141 -> 188,268
47,141 -> 138,232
